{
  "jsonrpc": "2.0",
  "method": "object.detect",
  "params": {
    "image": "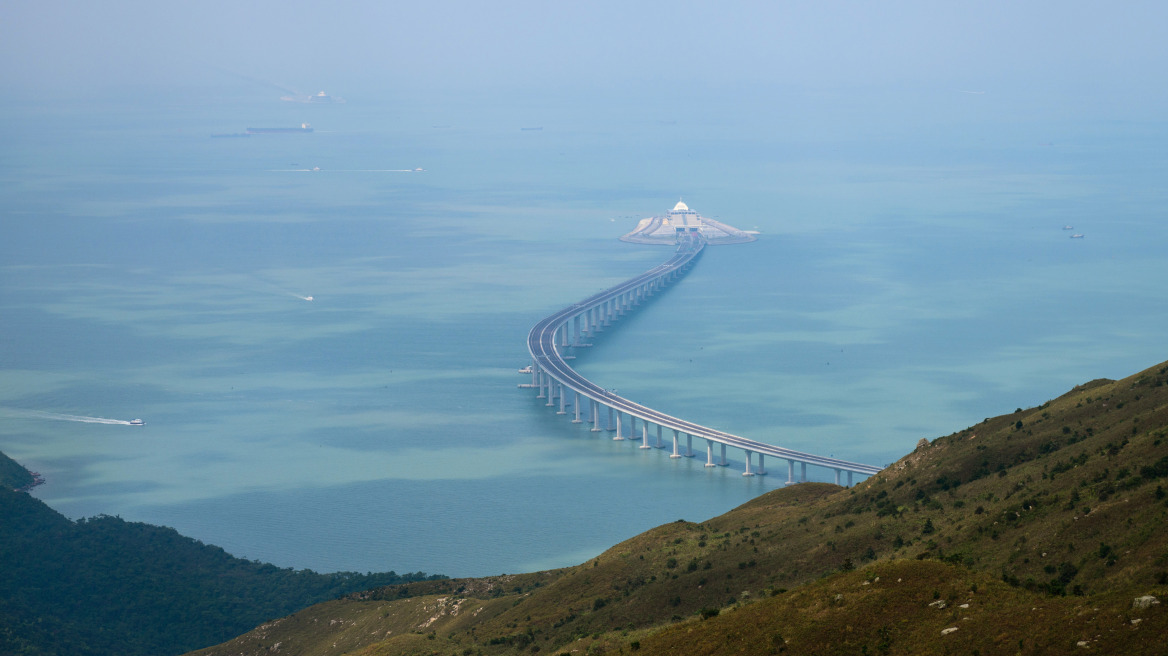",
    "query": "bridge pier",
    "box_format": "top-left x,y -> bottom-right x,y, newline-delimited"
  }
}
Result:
523,239 -> 883,487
